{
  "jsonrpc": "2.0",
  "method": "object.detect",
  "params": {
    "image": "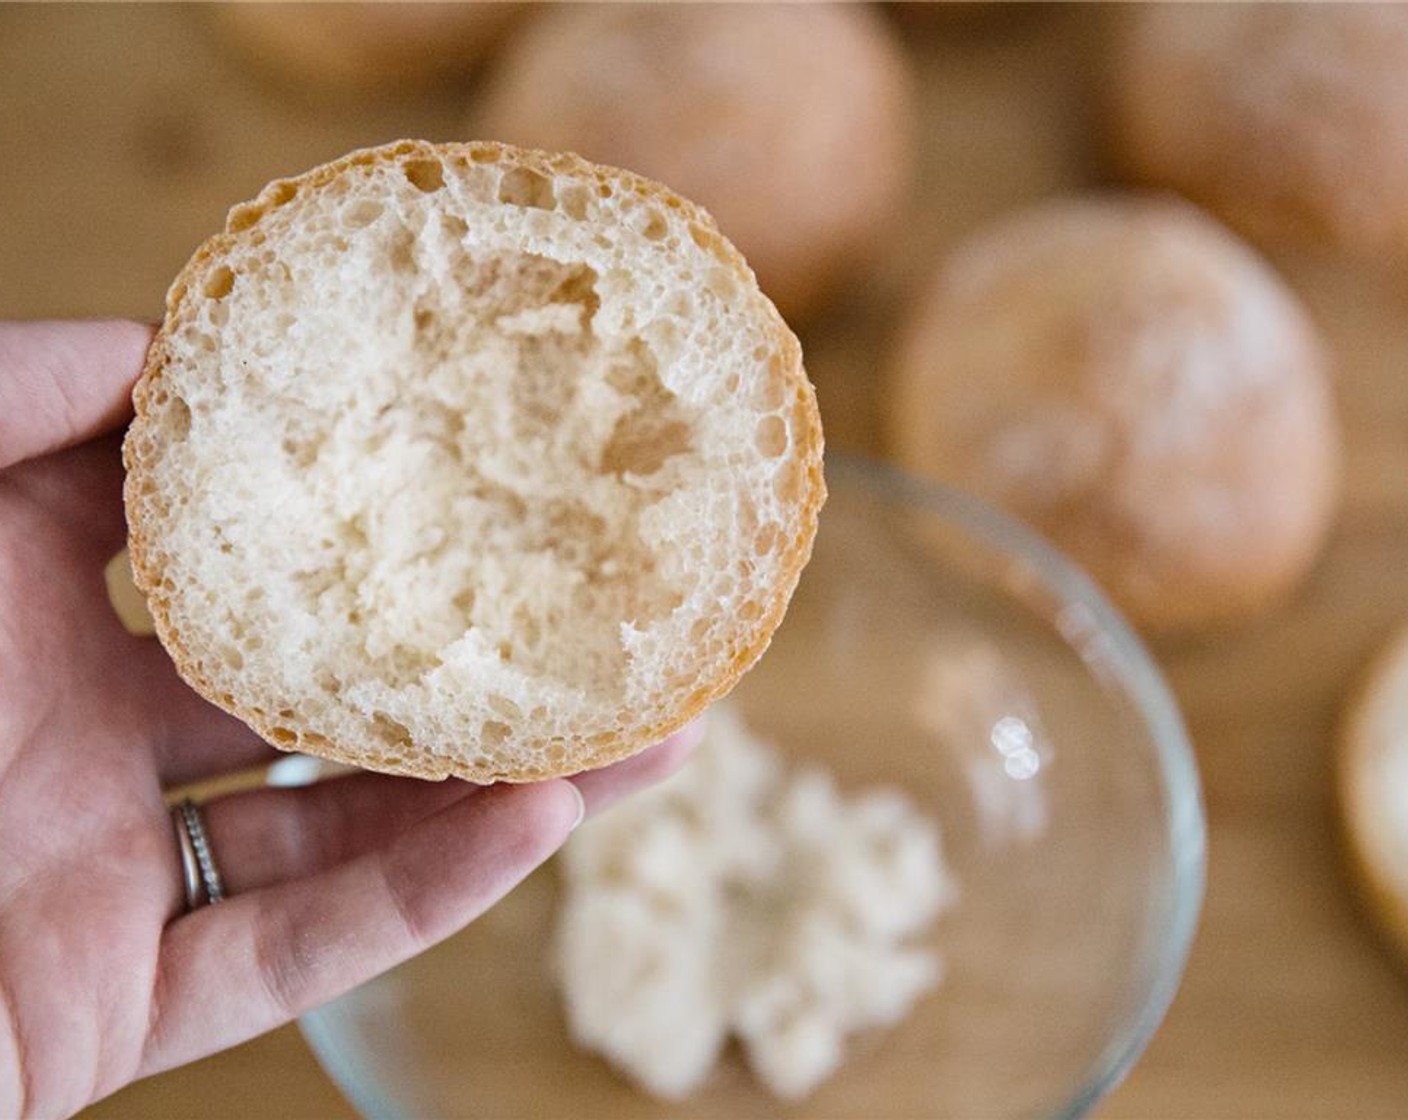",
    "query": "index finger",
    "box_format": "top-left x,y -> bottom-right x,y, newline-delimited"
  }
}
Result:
0,319 -> 154,471
140,779 -> 584,1077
